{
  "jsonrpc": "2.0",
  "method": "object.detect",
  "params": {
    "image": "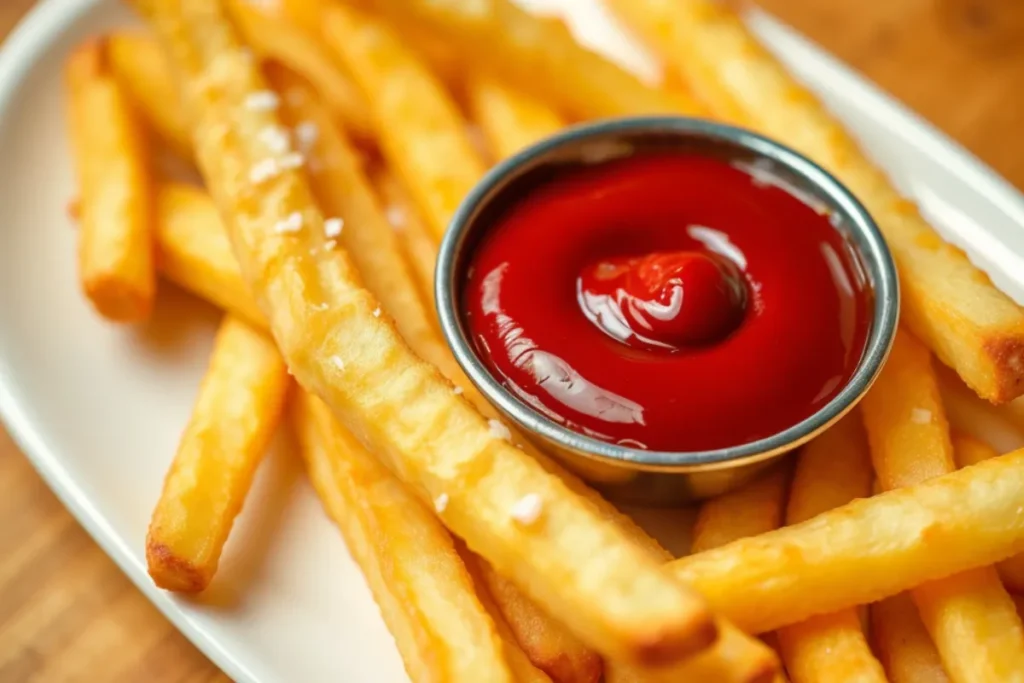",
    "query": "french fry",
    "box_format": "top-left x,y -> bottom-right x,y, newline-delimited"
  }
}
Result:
689,465 -> 790,554
668,445 -> 1024,634
467,75 -> 565,160
137,0 -> 717,664
362,0 -> 703,119
861,329 -> 1024,682
292,392 -> 514,683
223,0 -> 374,141
146,316 -> 290,592
369,168 -> 439,317
107,33 -> 193,160
268,60 -> 603,683
607,0 -> 1024,403
950,433 -> 1024,594
155,183 -> 265,329
65,39 -> 156,322
872,593 -> 951,683
322,4 -> 487,241
775,415 -> 886,683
